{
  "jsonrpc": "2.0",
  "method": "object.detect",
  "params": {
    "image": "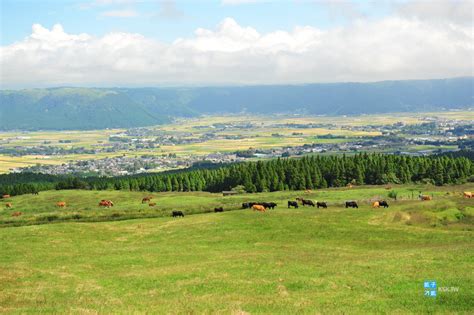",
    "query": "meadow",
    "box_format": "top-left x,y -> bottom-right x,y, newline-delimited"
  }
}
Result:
0,184 -> 473,313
